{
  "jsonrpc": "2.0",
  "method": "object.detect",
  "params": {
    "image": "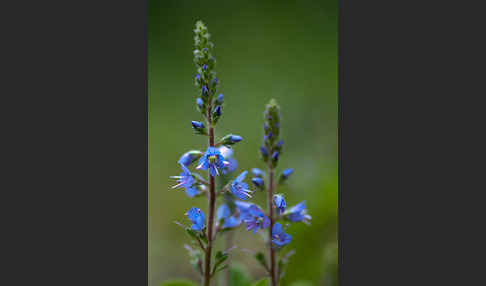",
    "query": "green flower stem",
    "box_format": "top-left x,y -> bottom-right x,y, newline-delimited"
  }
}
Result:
267,162 -> 277,286
204,106 -> 216,286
